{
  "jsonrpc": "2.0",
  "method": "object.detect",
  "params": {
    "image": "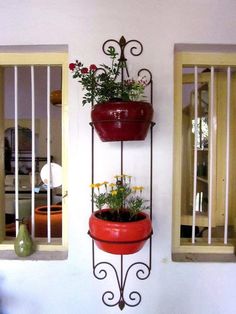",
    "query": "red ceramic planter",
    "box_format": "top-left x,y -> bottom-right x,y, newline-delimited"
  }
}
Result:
89,209 -> 152,255
91,101 -> 154,142
35,205 -> 62,238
